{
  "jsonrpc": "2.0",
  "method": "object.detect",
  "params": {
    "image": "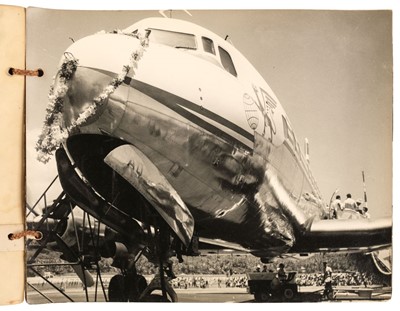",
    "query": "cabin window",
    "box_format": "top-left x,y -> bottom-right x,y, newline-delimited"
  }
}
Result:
148,28 -> 196,50
218,46 -> 237,77
202,37 -> 215,55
